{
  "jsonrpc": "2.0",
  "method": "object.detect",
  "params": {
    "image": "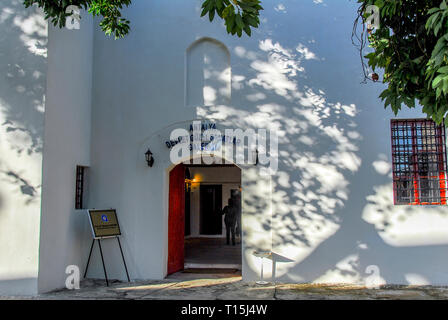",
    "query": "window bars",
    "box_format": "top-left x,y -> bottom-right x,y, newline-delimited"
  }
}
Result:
391,119 -> 448,205
75,166 -> 85,209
